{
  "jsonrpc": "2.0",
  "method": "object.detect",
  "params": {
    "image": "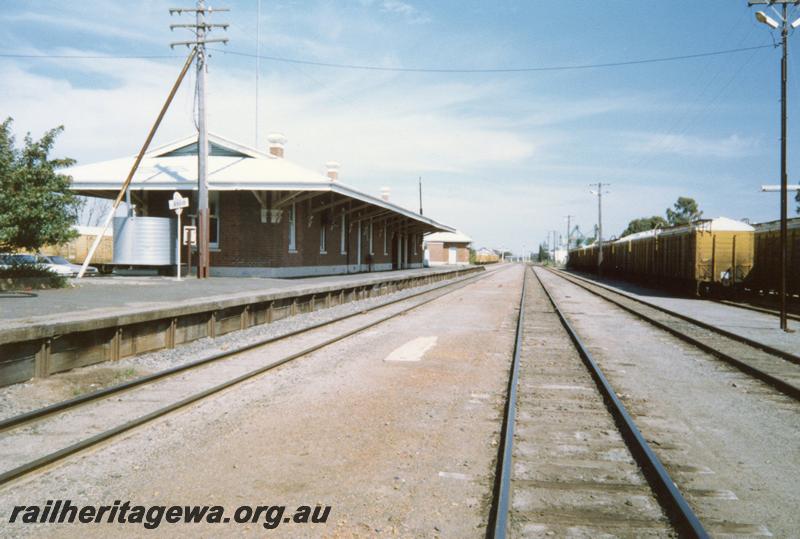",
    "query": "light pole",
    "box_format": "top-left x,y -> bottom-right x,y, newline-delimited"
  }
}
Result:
749,1 -> 799,331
